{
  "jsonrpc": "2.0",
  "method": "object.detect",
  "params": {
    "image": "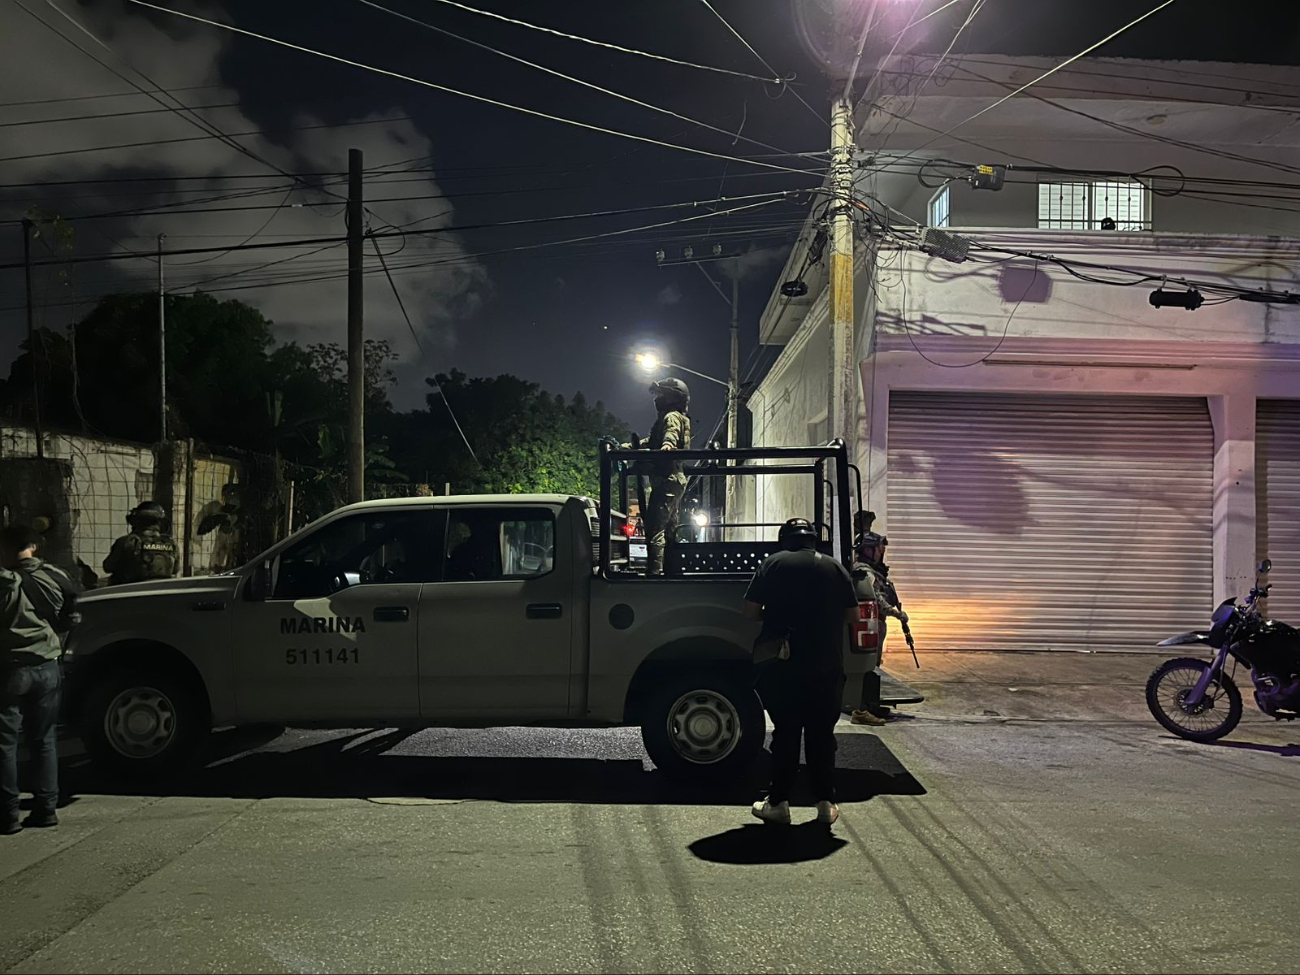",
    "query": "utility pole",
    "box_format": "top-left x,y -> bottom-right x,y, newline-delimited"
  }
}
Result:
158,233 -> 167,442
727,267 -> 740,452
21,219 -> 43,458
654,244 -> 745,536
827,93 -> 856,457
346,148 -> 365,504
